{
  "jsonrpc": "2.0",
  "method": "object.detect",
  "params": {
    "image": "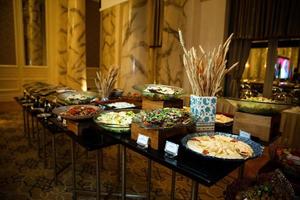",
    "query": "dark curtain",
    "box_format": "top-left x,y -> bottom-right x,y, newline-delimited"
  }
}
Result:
225,39 -> 252,97
231,0 -> 300,40
225,0 -> 300,97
